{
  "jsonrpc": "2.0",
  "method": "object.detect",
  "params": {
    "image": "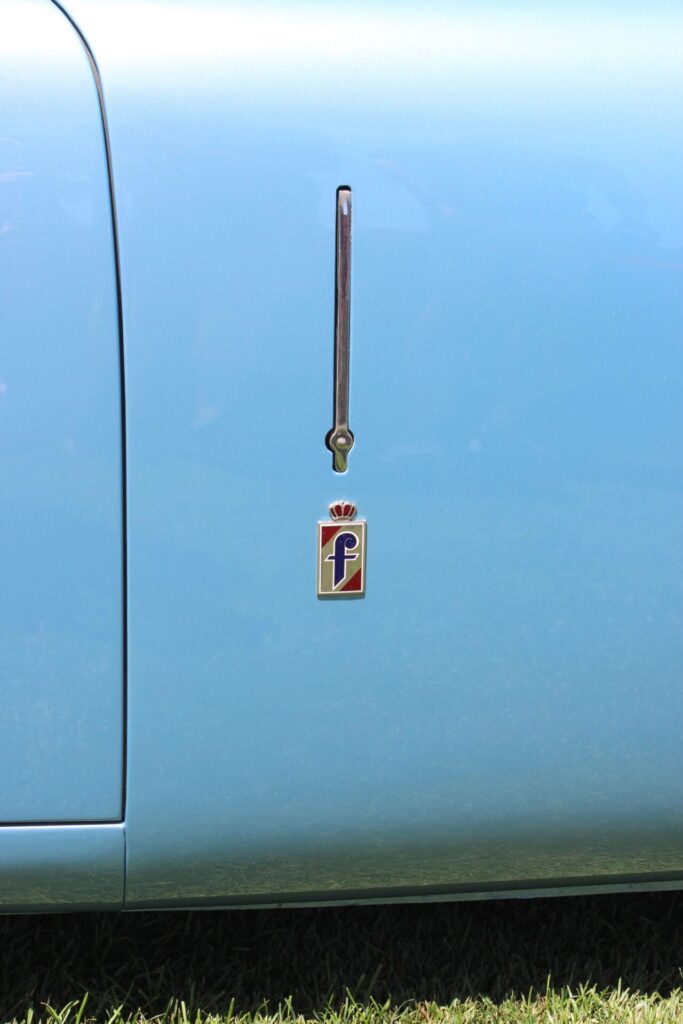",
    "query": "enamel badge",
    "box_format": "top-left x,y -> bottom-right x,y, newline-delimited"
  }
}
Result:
317,501 -> 366,597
